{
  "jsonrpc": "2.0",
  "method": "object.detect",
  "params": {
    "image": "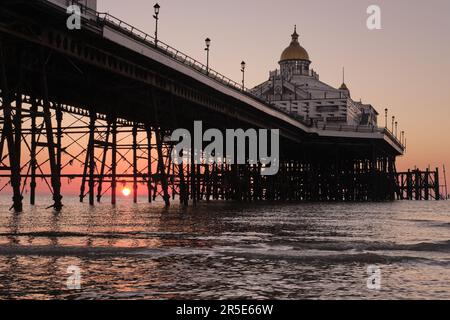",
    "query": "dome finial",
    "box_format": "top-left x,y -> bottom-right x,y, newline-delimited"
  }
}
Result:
339,67 -> 349,92
291,25 -> 299,41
